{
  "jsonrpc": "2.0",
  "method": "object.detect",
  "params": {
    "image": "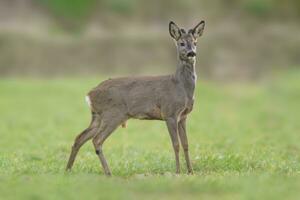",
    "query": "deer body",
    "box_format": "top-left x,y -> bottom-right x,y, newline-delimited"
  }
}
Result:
88,67 -> 195,121
66,21 -> 205,175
